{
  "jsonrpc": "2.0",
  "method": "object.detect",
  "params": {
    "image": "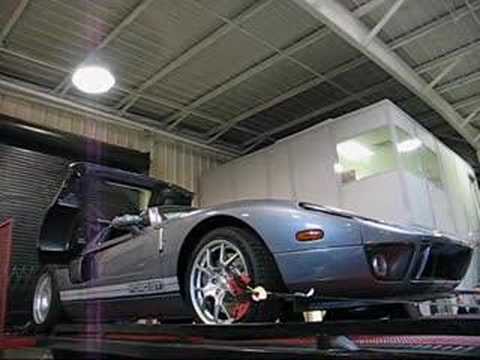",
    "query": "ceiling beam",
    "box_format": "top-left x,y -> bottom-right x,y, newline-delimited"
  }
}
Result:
115,0 -> 273,113
163,27 -> 333,129
0,75 -> 238,158
415,39 -> 480,74
243,88 -> 480,152
242,40 -> 480,149
53,0 -> 154,94
462,108 -> 480,127
0,47 -> 68,73
425,57 -> 463,91
352,0 -> 388,17
159,0 -> 384,130
243,79 -> 395,147
436,70 -> 480,94
454,94 -> 480,110
291,0 -> 479,150
0,47 -> 264,139
388,0 -> 480,50
466,0 -> 480,26
0,0 -> 30,45
363,0 -> 406,47
198,2 -> 417,142
206,57 -> 367,144
197,0 -> 479,144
